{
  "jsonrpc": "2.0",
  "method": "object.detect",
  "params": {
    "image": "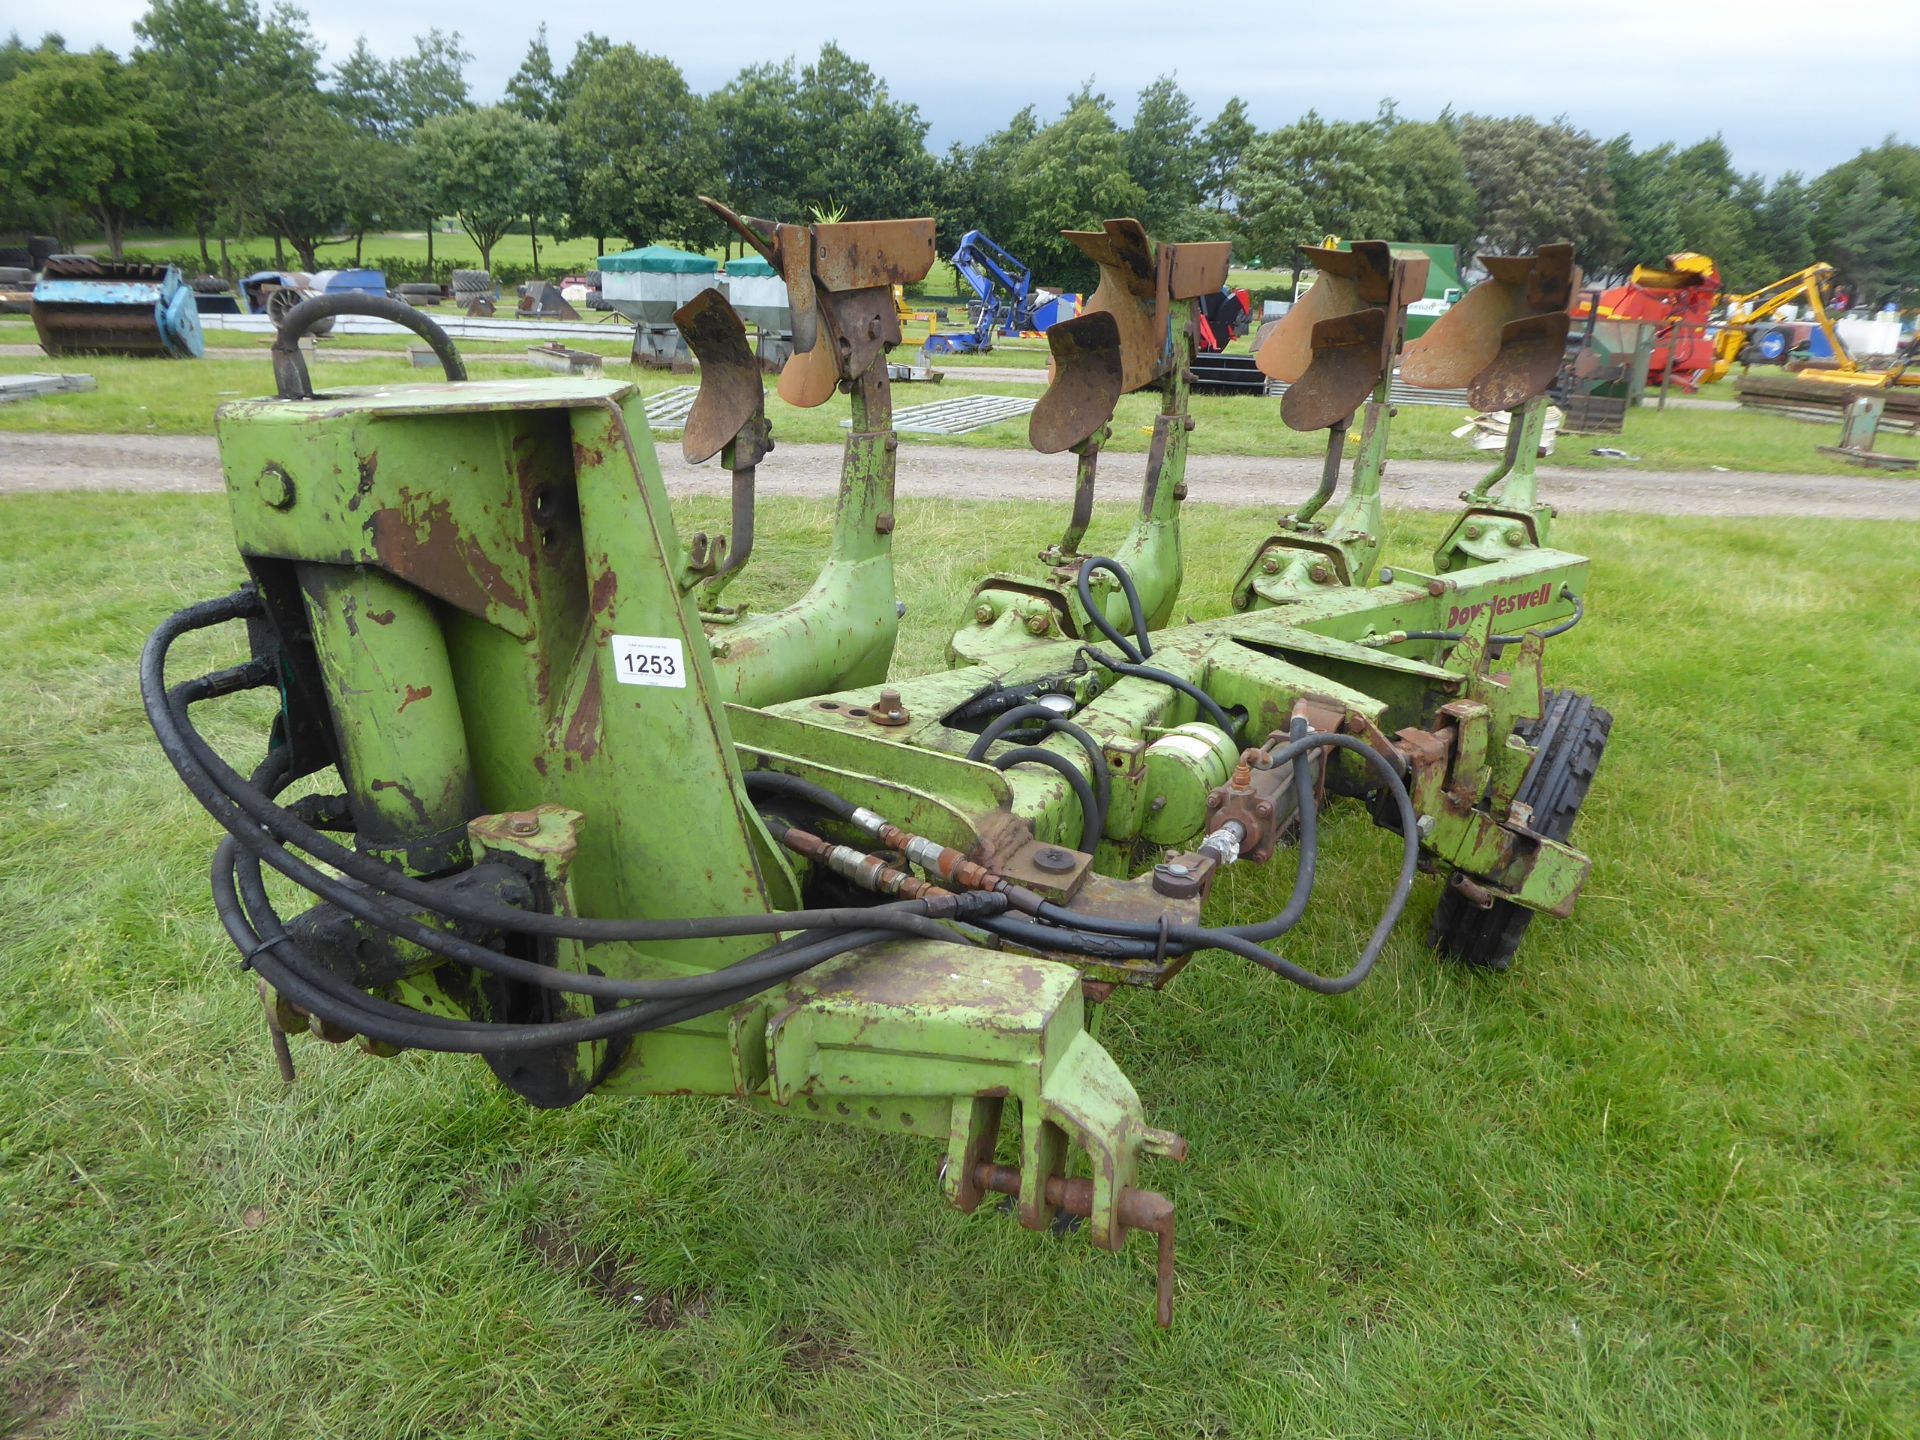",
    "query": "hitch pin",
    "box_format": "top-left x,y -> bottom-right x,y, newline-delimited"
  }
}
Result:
971,1161 -> 1178,1326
